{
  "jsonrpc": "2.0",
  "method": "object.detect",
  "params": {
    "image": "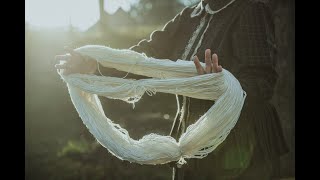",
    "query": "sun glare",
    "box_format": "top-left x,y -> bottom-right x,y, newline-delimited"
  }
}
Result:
25,0 -> 137,31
